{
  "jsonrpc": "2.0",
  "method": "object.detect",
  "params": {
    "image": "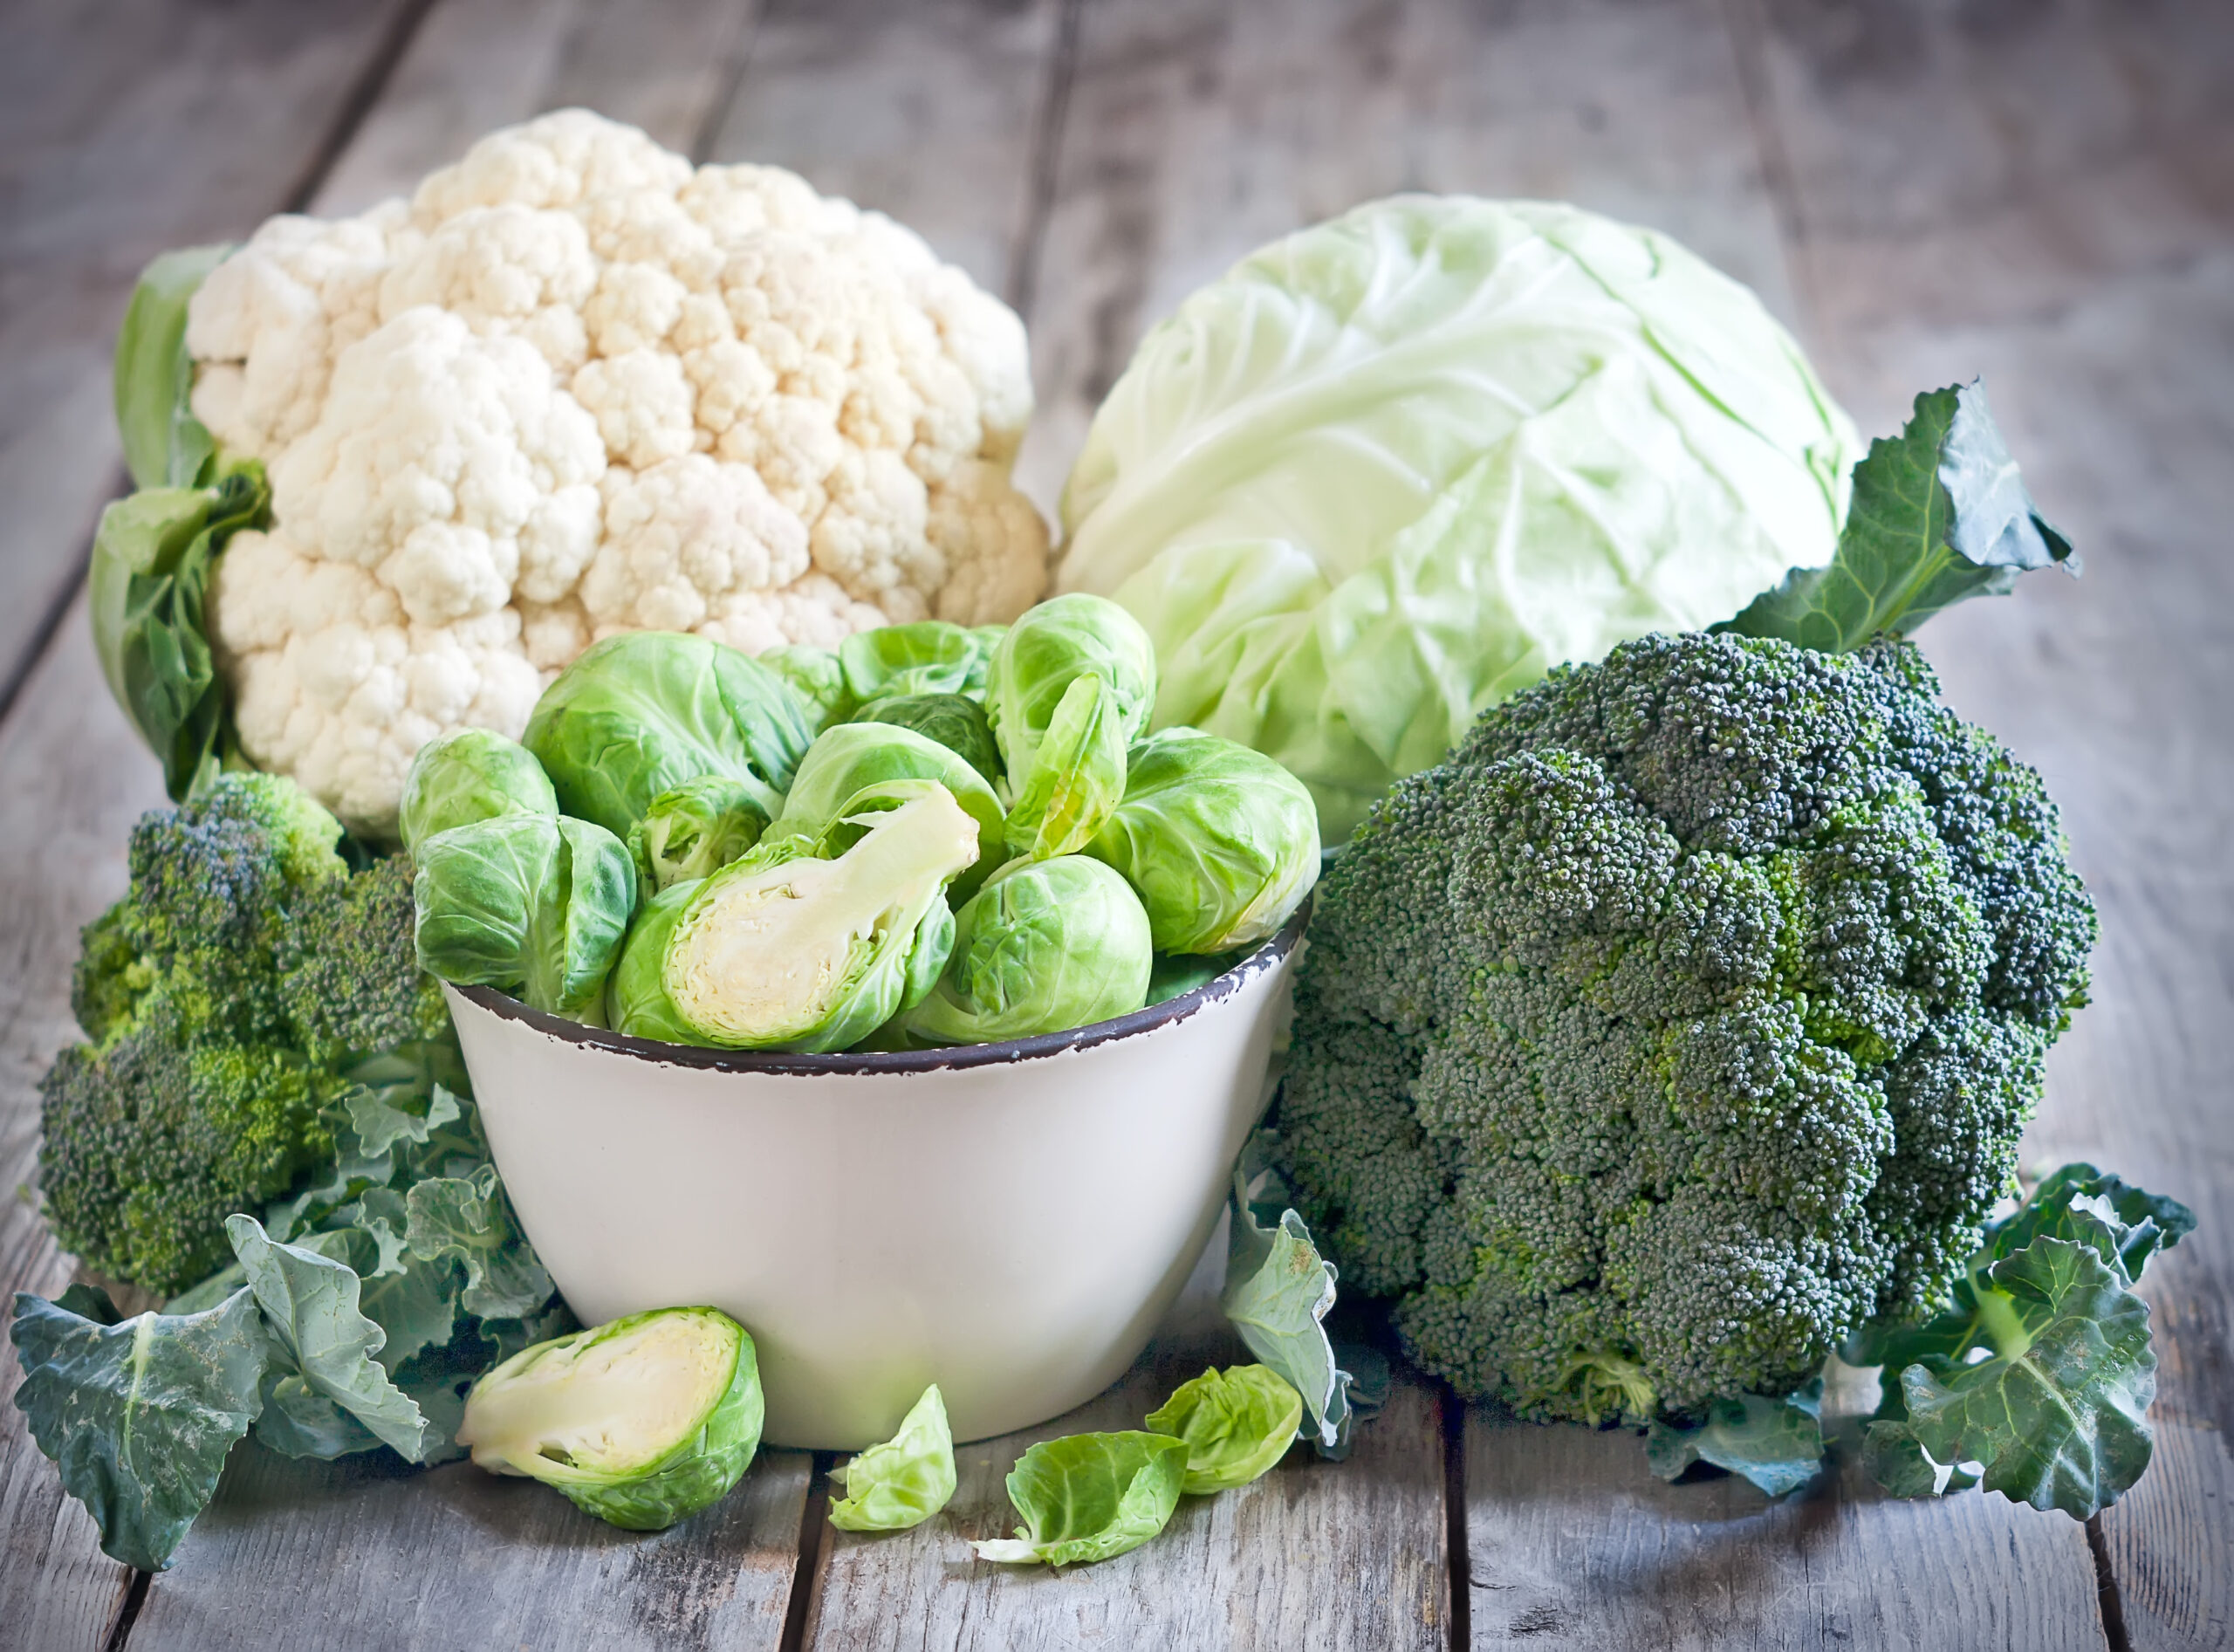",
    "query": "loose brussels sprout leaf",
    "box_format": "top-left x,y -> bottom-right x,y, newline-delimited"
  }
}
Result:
1087,728 -> 1319,954
9,1284 -> 268,1572
627,776 -> 770,892
1644,1379 -> 1826,1497
972,1431 -> 1190,1566
826,1382 -> 957,1532
226,1215 -> 432,1462
906,855 -> 1151,1045
399,729 -> 558,855
457,1307 -> 764,1532
760,643 -> 855,735
524,631 -> 812,839
1004,674 -> 1127,860
984,593 -> 1157,783
663,781 -> 977,1052
1144,949 -> 1244,1006
771,721 -> 1005,896
1223,1157 -> 1351,1453
1145,1365 -> 1303,1494
413,813 -> 637,1024
608,881 -> 704,1043
838,620 -> 995,703
853,692 -> 1003,788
